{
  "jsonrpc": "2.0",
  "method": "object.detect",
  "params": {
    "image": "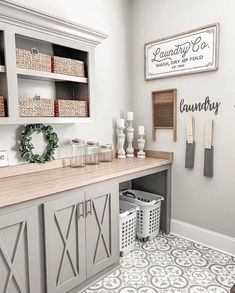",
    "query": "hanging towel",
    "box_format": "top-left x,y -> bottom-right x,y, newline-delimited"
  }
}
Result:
185,115 -> 195,169
204,120 -> 214,177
